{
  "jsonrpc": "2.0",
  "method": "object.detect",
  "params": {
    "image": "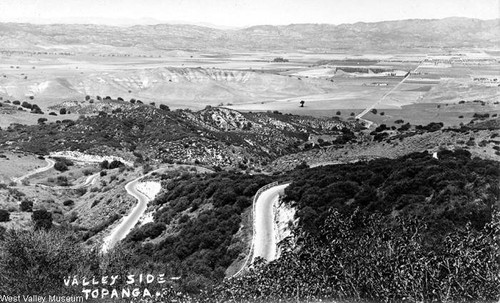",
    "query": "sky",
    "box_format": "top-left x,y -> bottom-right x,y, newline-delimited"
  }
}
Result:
0,0 -> 498,27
